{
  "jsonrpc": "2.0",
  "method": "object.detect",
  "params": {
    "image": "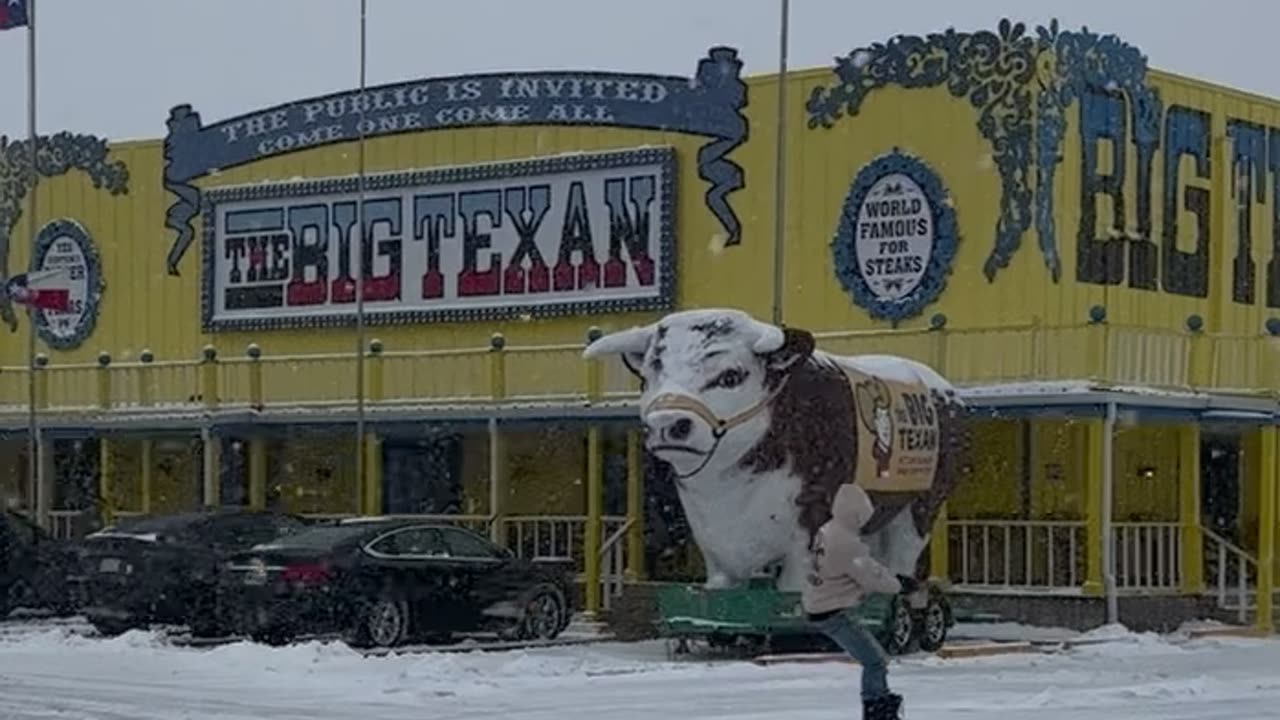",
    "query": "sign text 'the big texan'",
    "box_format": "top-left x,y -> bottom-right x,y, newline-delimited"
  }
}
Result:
164,47 -> 748,279
201,148 -> 674,331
